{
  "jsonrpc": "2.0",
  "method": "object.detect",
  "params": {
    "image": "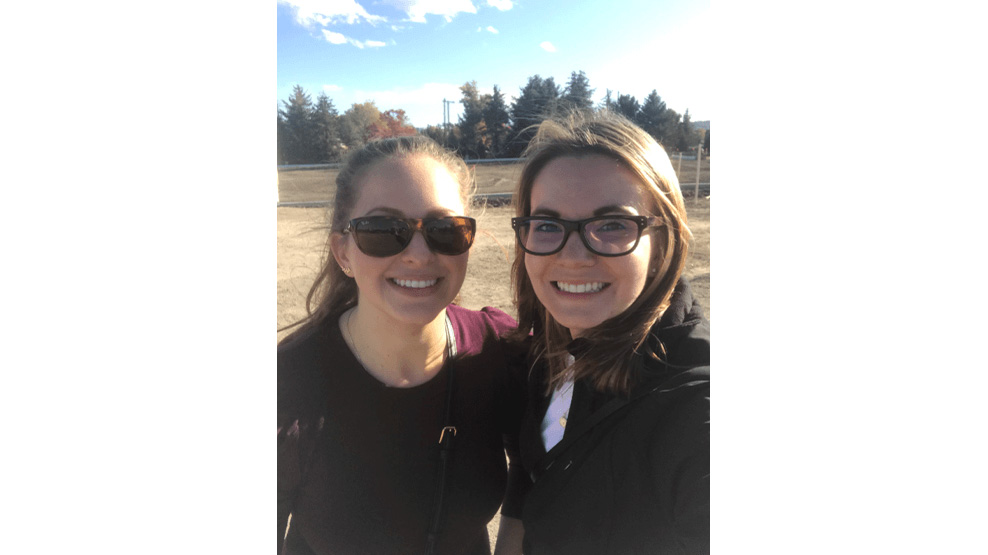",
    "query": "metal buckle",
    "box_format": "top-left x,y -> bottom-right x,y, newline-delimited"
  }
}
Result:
438,426 -> 457,443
